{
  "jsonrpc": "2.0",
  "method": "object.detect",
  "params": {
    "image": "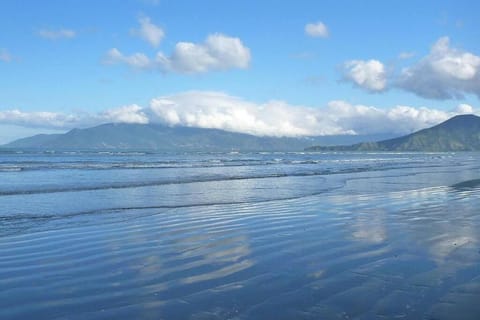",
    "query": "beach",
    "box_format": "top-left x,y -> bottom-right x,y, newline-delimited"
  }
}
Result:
1,151 -> 480,319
